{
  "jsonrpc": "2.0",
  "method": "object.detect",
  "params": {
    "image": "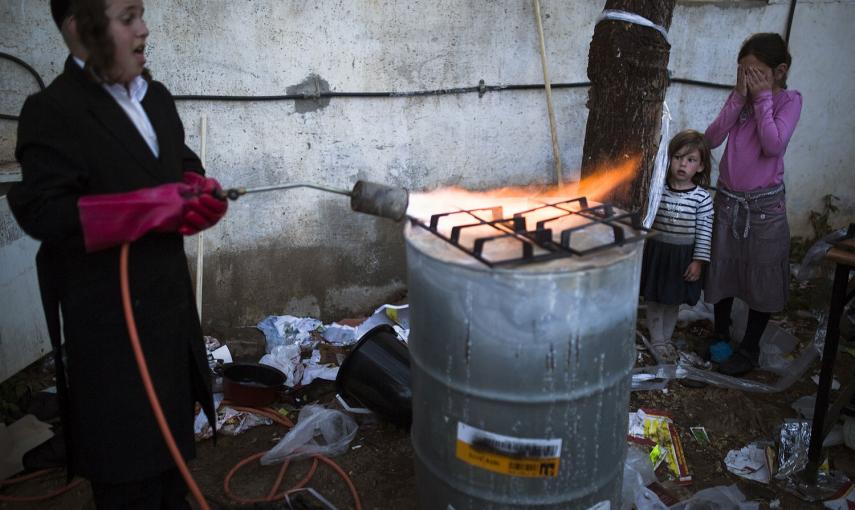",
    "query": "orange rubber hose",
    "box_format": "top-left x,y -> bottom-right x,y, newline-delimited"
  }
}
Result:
222,406 -> 362,509
0,470 -> 83,503
119,243 -> 211,510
